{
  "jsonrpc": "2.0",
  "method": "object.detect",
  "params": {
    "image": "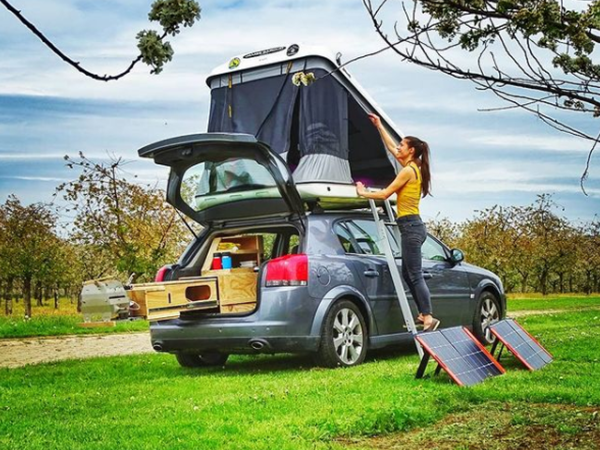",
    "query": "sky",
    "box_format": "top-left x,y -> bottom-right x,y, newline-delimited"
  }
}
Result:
0,0 -> 598,225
